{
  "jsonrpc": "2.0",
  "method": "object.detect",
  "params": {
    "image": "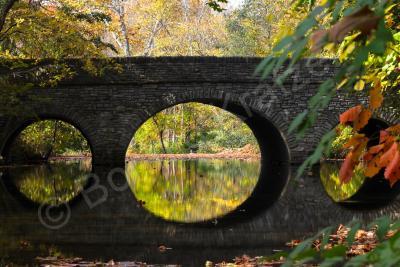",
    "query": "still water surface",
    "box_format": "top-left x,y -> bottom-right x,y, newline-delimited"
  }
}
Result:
1,159 -> 383,265
2,160 -> 91,206
320,161 -> 365,202
2,160 -> 375,217
2,158 -> 260,222
126,159 -> 260,222
0,158 -> 261,265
